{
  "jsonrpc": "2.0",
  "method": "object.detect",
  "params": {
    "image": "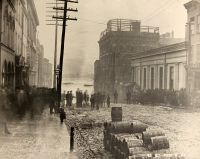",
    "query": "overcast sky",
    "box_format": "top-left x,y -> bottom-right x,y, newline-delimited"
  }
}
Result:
34,0 -> 190,77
